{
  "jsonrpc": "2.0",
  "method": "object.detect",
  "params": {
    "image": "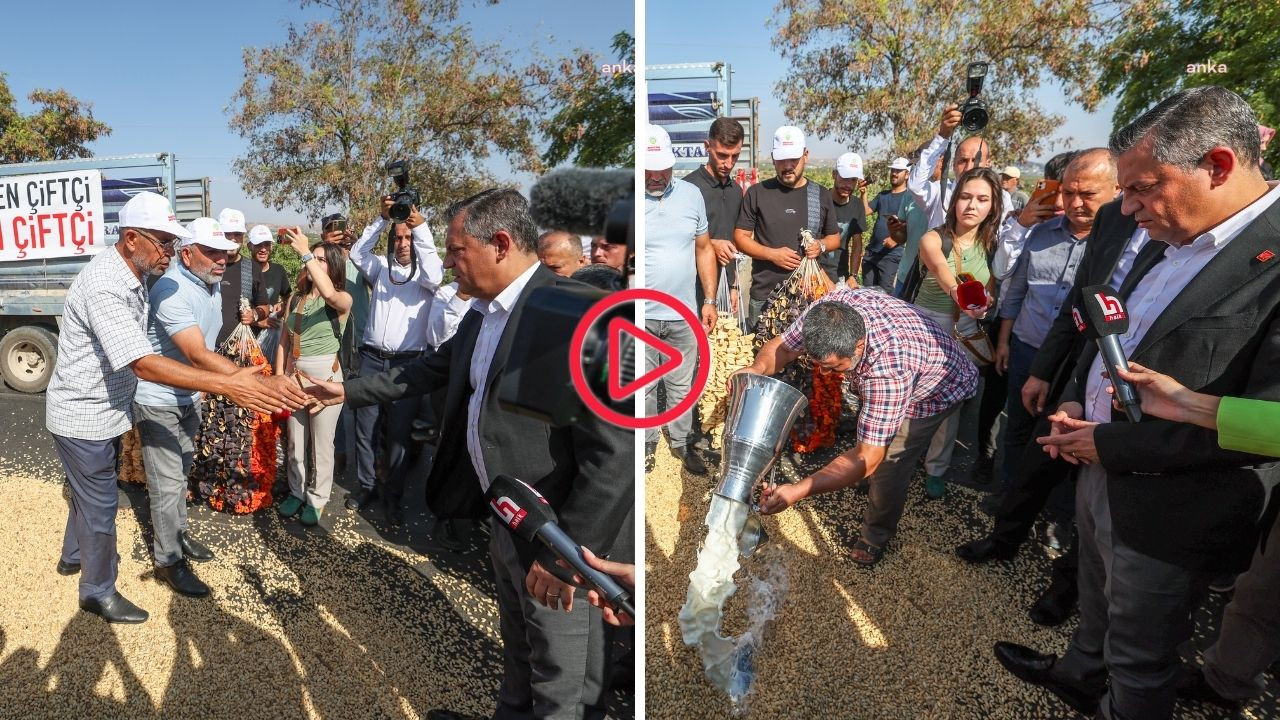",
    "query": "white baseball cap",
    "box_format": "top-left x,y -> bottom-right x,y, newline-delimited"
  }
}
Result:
248,224 -> 274,246
1001,165 -> 1022,179
182,217 -> 240,251
772,126 -> 806,160
889,156 -> 911,171
645,124 -> 675,171
118,191 -> 193,238
217,208 -> 247,233
835,152 -> 864,180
